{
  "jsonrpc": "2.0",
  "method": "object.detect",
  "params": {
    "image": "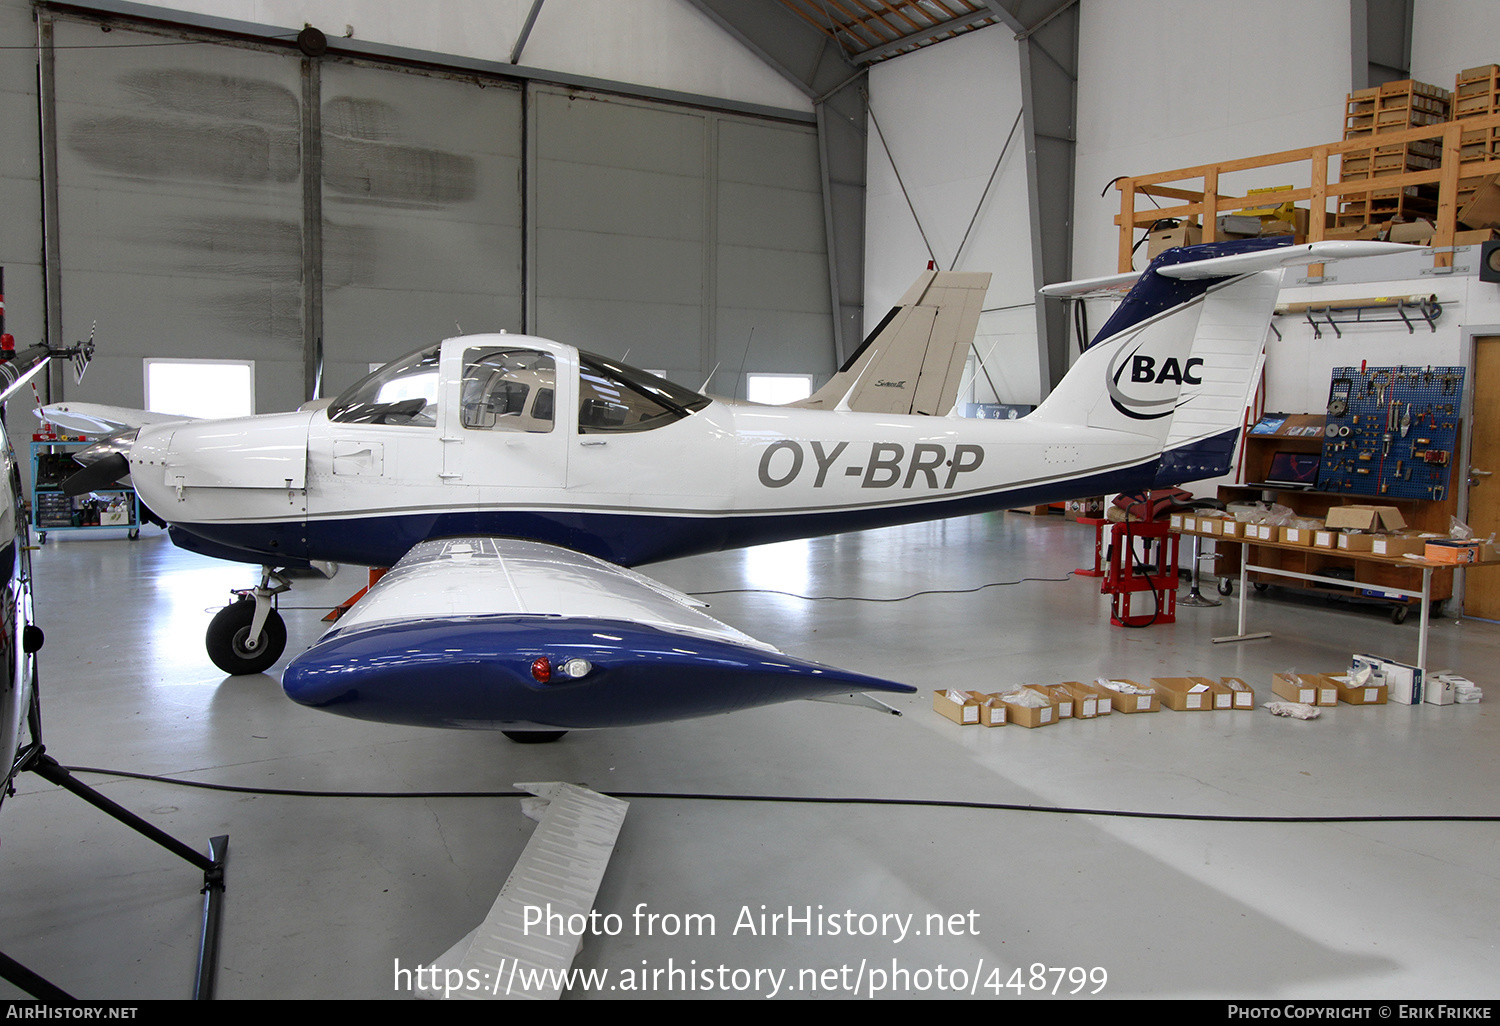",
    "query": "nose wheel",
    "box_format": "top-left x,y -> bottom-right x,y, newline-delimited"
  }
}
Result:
206,569 -> 291,675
